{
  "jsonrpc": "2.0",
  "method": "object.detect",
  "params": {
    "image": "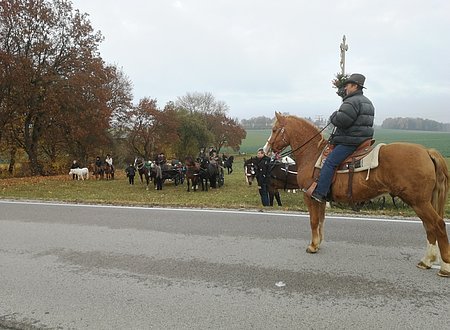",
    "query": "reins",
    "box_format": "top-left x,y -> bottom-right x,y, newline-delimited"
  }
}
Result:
278,122 -> 330,158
